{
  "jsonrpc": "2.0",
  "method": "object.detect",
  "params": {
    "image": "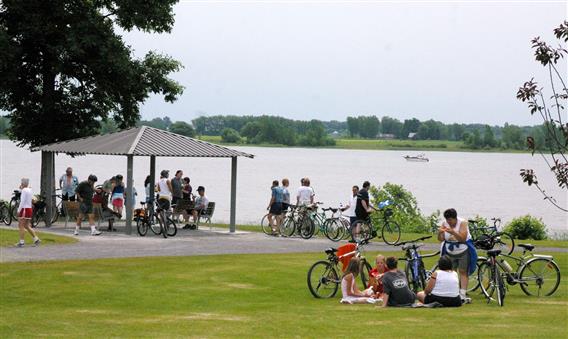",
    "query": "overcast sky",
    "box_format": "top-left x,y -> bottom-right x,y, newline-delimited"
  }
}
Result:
122,0 -> 567,126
